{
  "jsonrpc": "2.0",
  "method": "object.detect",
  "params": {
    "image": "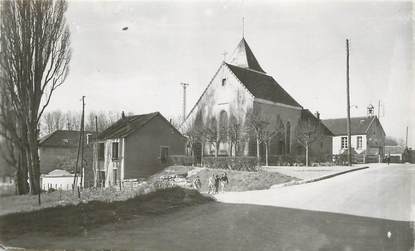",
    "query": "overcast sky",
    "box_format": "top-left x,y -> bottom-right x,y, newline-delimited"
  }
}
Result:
47,0 -> 414,147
